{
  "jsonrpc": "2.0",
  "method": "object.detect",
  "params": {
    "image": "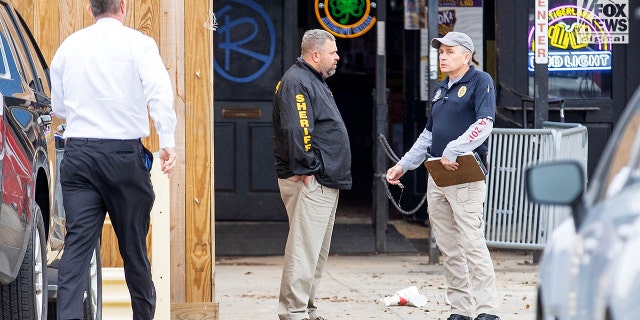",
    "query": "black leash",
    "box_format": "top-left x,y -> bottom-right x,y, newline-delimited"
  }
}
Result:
377,134 -> 428,215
